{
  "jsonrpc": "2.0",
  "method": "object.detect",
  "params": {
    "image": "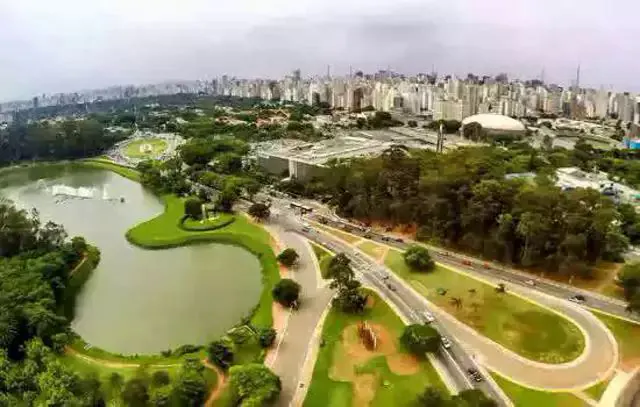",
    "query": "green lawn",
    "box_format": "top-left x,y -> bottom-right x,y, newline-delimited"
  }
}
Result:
592,310 -> 640,366
584,376 -> 612,402
311,222 -> 363,245
181,213 -> 236,231
357,240 -> 385,260
78,158 -> 140,181
385,251 -> 585,364
123,138 -> 168,158
310,242 -> 334,279
303,291 -> 447,407
126,195 -> 279,329
490,373 -> 586,407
